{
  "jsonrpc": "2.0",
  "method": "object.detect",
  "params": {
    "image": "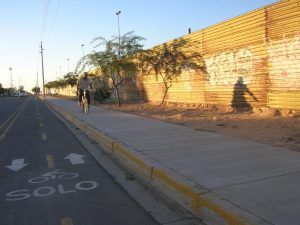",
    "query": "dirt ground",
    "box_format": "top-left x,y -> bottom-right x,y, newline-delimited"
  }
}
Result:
99,102 -> 300,152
